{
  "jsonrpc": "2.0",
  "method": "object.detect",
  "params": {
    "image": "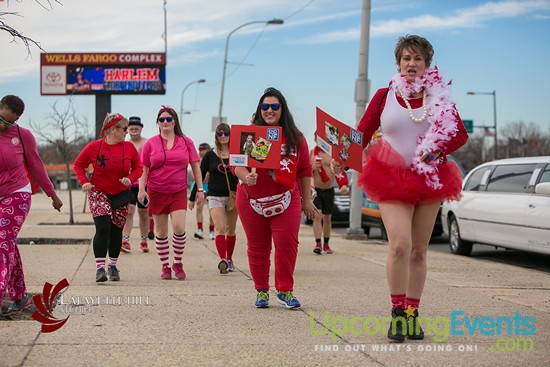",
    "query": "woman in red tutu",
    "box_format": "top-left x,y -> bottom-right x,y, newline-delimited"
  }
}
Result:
337,35 -> 468,342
